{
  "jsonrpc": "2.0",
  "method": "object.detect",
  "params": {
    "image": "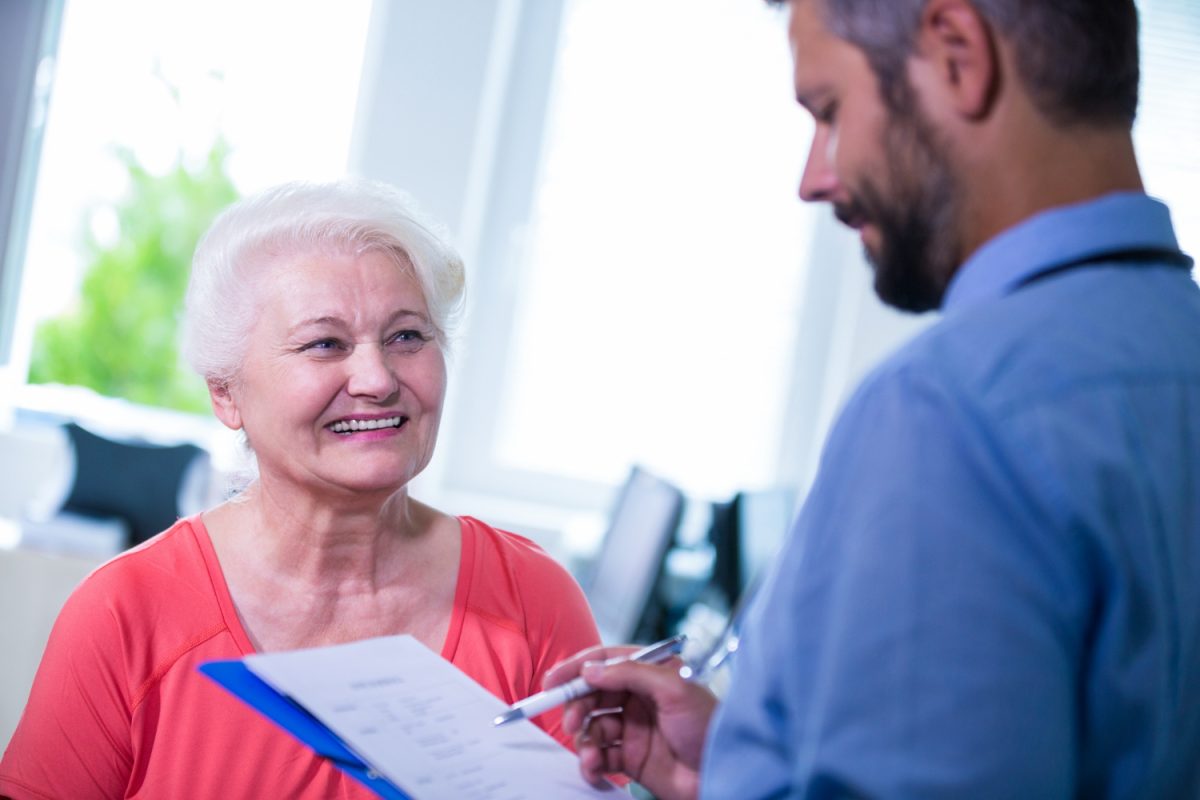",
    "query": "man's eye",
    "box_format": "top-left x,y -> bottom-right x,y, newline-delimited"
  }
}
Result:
816,102 -> 837,125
